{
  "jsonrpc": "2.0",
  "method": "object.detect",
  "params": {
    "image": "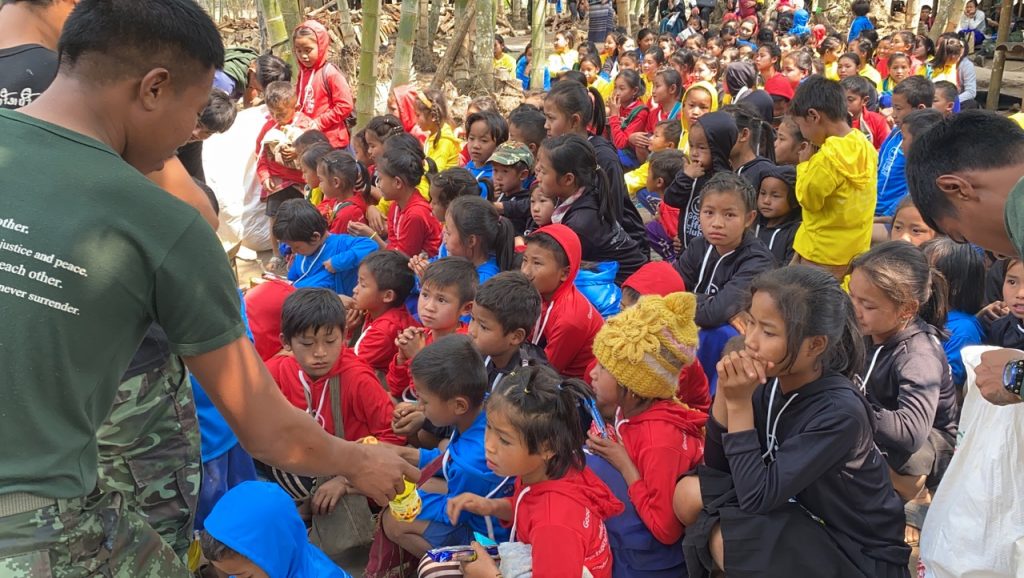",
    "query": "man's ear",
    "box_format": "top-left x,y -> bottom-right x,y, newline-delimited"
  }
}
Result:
936,174 -> 975,203
138,68 -> 172,111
